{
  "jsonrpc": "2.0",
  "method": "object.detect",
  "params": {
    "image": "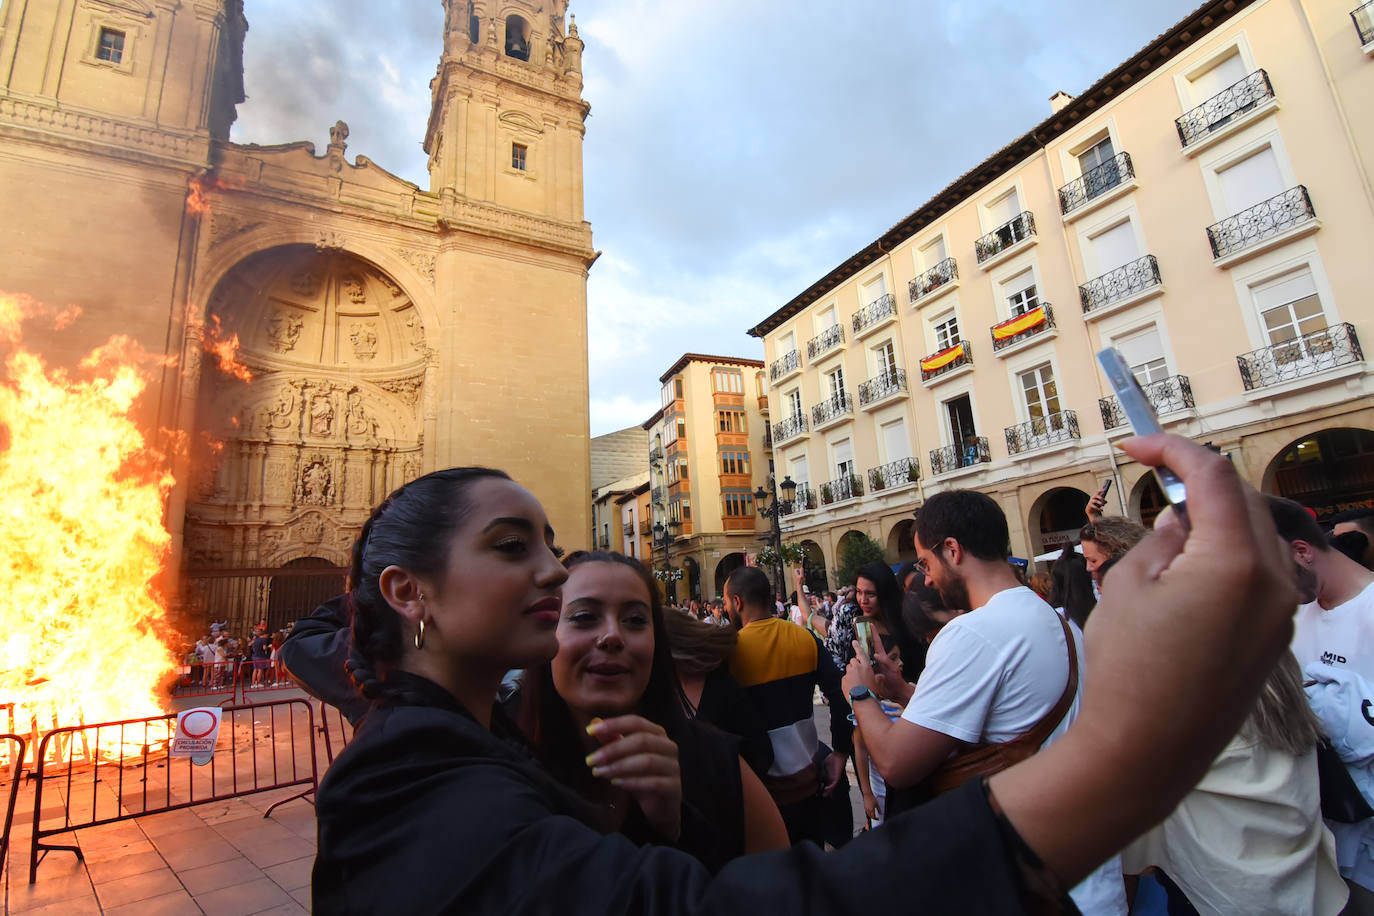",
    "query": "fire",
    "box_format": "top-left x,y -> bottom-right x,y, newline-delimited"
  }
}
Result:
0,292 -> 178,764
203,315 -> 253,382
186,172 -> 244,216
